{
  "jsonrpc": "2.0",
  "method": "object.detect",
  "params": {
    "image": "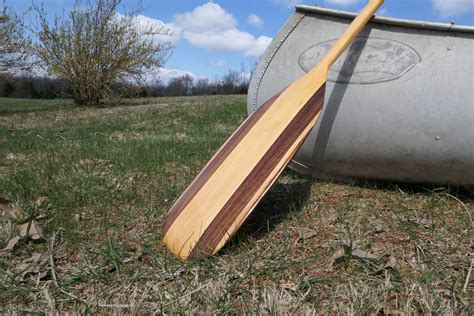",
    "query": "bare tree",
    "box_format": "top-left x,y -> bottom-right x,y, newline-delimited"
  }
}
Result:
181,74 -> 194,95
194,78 -> 210,95
33,0 -> 173,106
221,70 -> 240,94
166,77 -> 185,96
0,1 -> 30,73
